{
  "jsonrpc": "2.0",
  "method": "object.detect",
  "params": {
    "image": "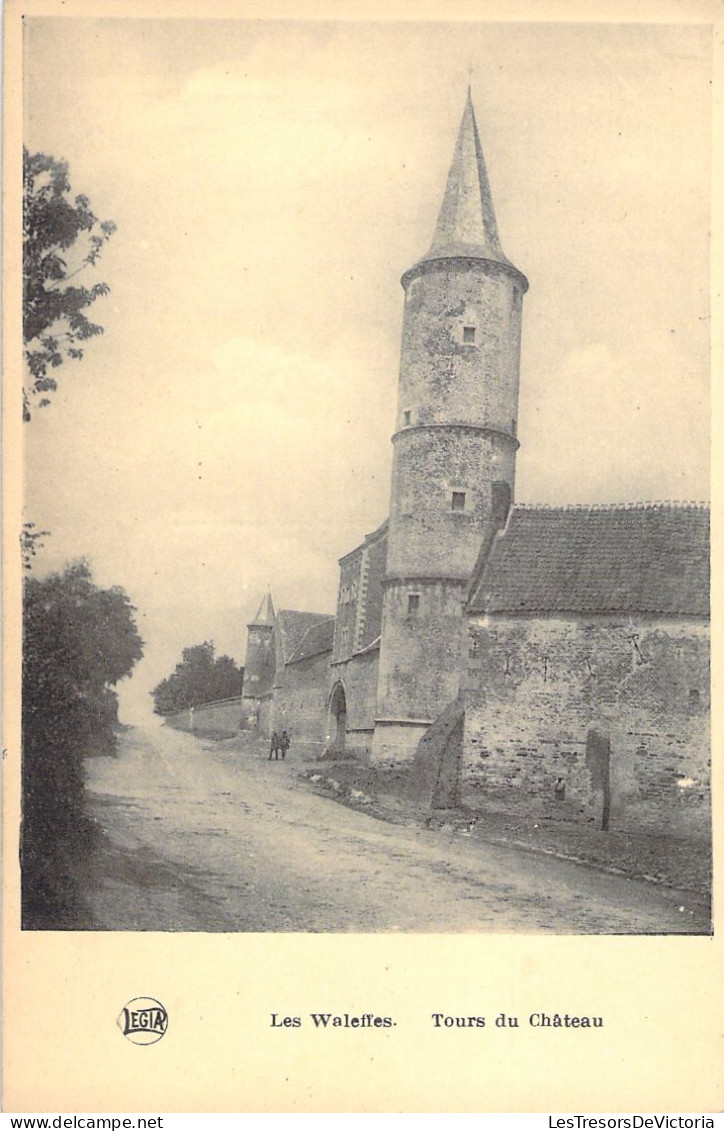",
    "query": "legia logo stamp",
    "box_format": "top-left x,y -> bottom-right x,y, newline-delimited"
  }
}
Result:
118,997 -> 168,1045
